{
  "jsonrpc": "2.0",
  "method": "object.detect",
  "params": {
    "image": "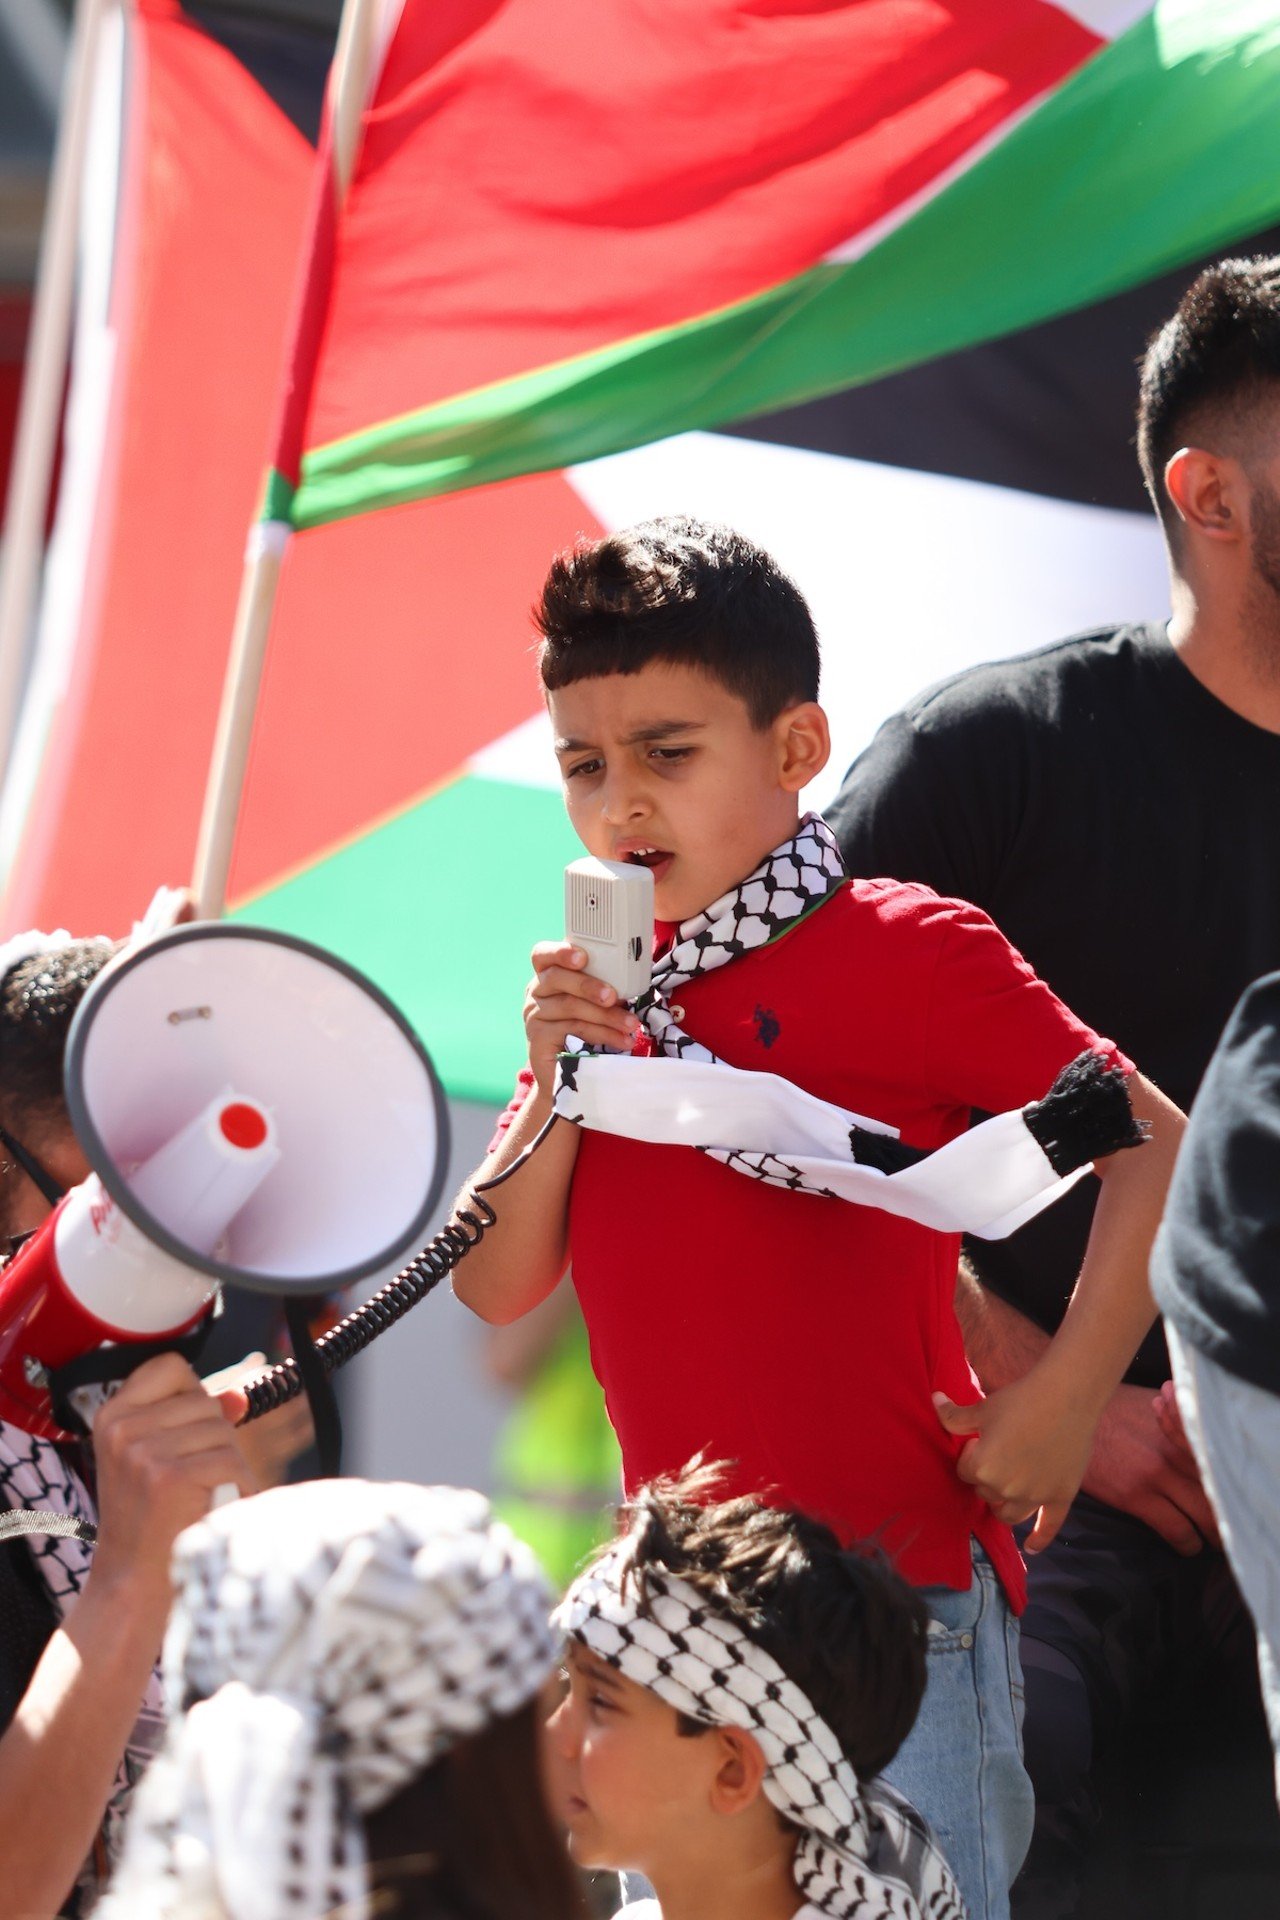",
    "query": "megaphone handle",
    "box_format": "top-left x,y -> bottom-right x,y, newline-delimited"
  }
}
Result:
283,1297 -> 343,1476
47,1318 -> 217,1438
